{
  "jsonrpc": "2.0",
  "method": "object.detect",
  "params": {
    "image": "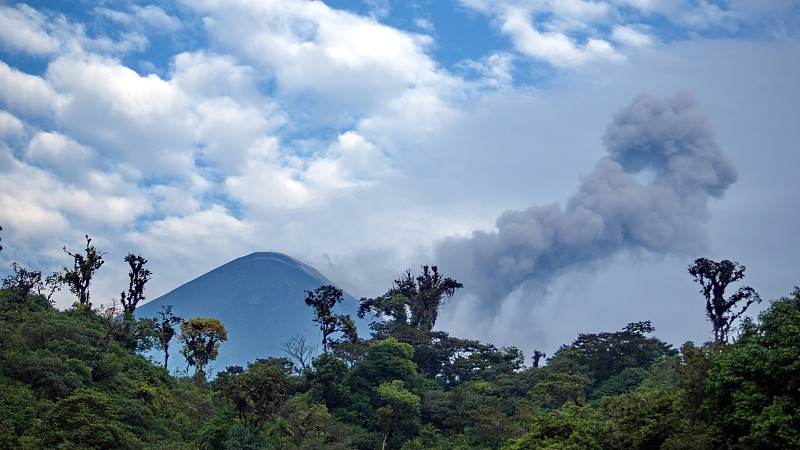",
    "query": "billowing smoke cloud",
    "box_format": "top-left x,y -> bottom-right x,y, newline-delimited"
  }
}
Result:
435,92 -> 738,316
